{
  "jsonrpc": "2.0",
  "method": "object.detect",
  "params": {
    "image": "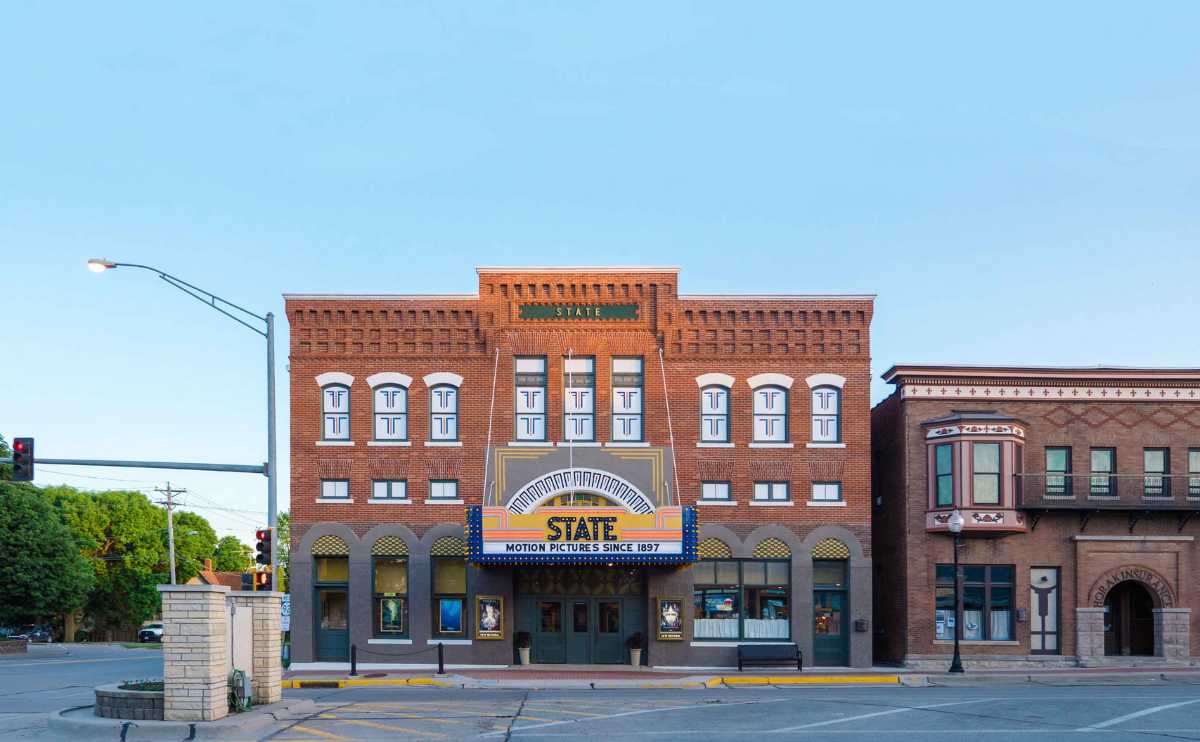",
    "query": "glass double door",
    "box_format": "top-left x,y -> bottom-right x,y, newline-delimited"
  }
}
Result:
531,597 -> 627,664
